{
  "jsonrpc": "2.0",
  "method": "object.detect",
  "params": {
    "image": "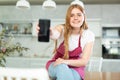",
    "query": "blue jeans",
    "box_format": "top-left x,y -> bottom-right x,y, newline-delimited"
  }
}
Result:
48,62 -> 82,80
